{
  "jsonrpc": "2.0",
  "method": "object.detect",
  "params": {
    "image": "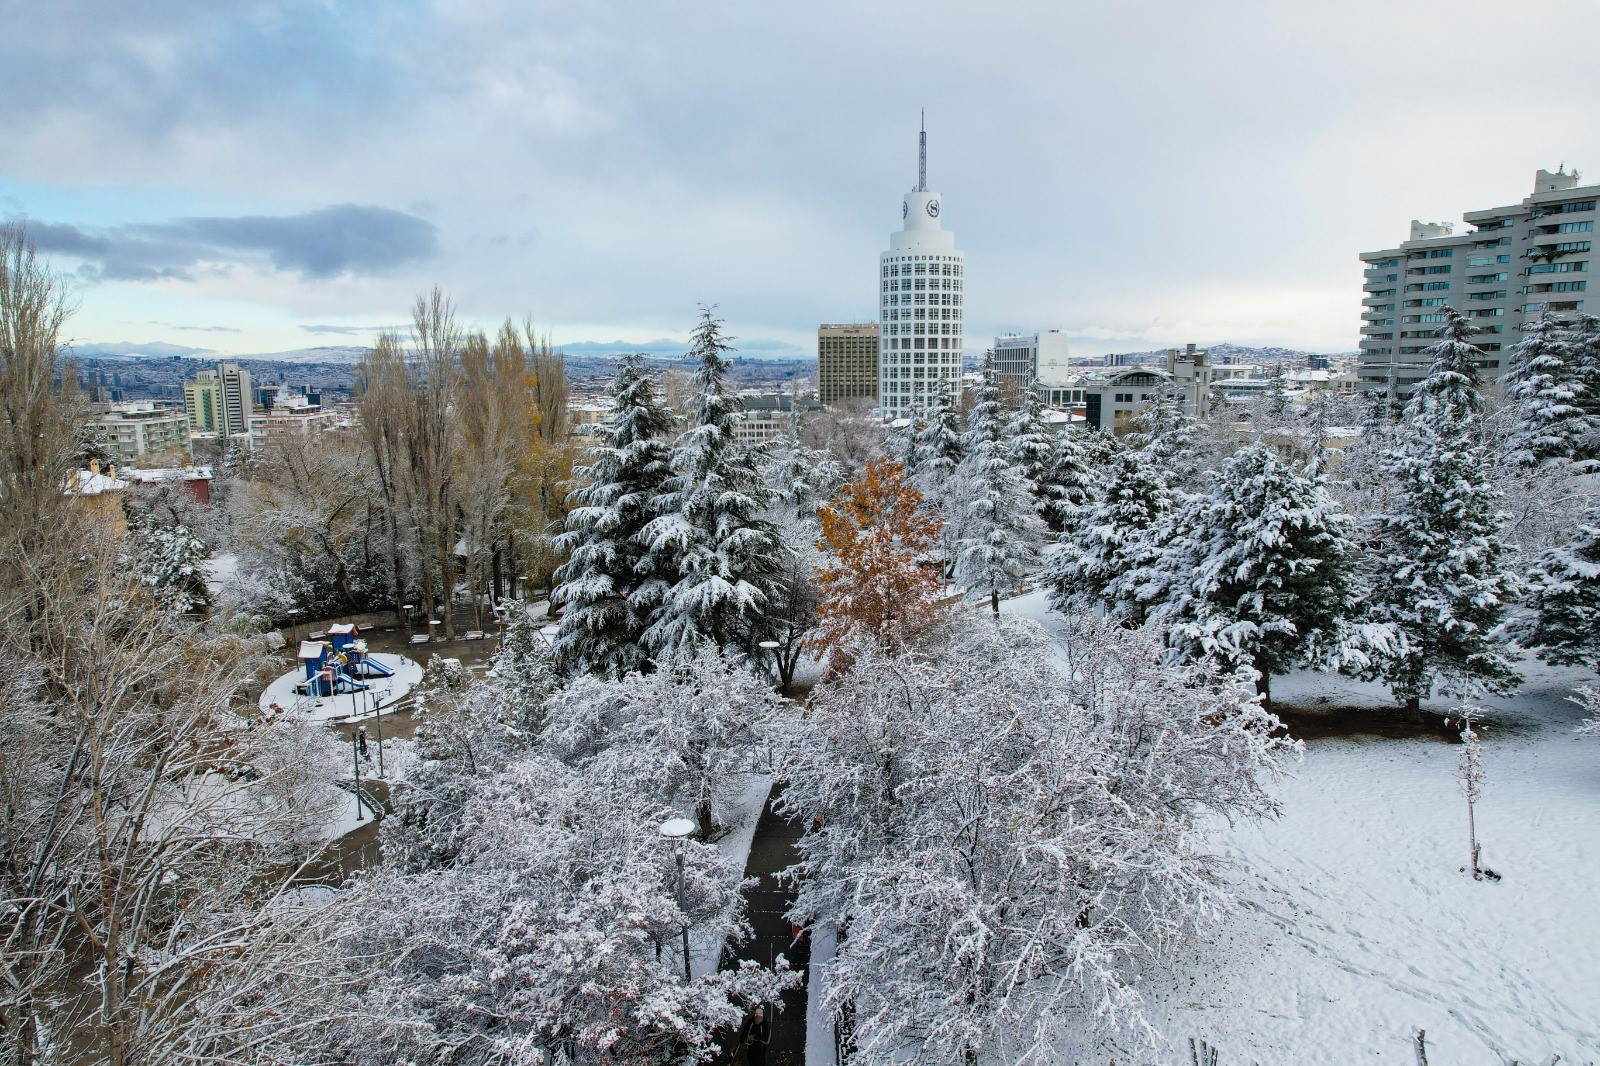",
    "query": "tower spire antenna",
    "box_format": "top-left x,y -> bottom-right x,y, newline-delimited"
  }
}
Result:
918,109 -> 927,192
